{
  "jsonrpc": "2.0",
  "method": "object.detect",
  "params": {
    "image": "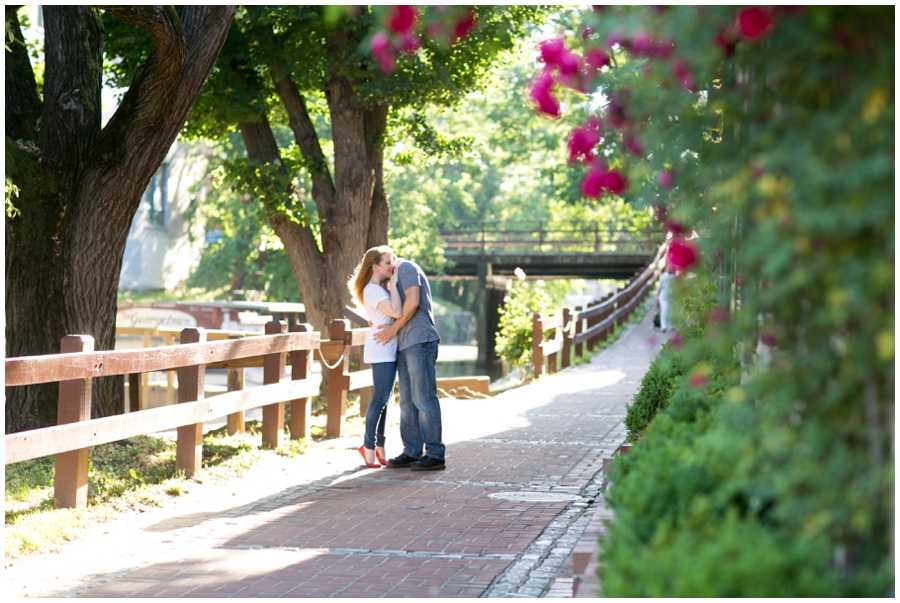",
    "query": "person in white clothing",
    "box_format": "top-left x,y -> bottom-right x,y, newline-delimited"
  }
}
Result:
656,264 -> 677,332
348,246 -> 402,468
